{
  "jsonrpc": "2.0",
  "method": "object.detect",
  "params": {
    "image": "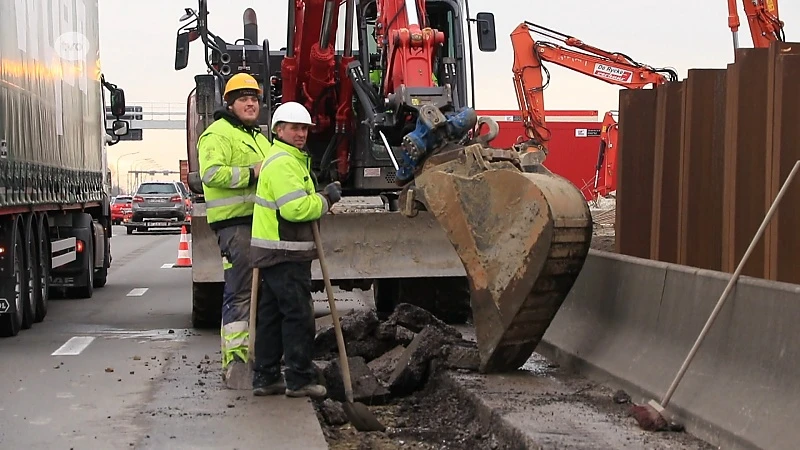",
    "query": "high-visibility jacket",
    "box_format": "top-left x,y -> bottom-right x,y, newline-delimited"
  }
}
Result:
251,139 -> 330,268
197,110 -> 270,230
